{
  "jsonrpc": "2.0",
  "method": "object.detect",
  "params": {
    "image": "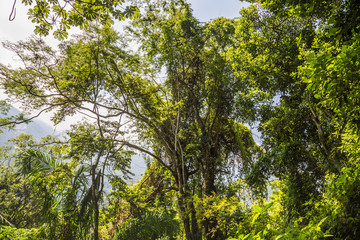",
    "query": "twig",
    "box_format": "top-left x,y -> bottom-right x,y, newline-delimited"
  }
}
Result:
9,0 -> 17,21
